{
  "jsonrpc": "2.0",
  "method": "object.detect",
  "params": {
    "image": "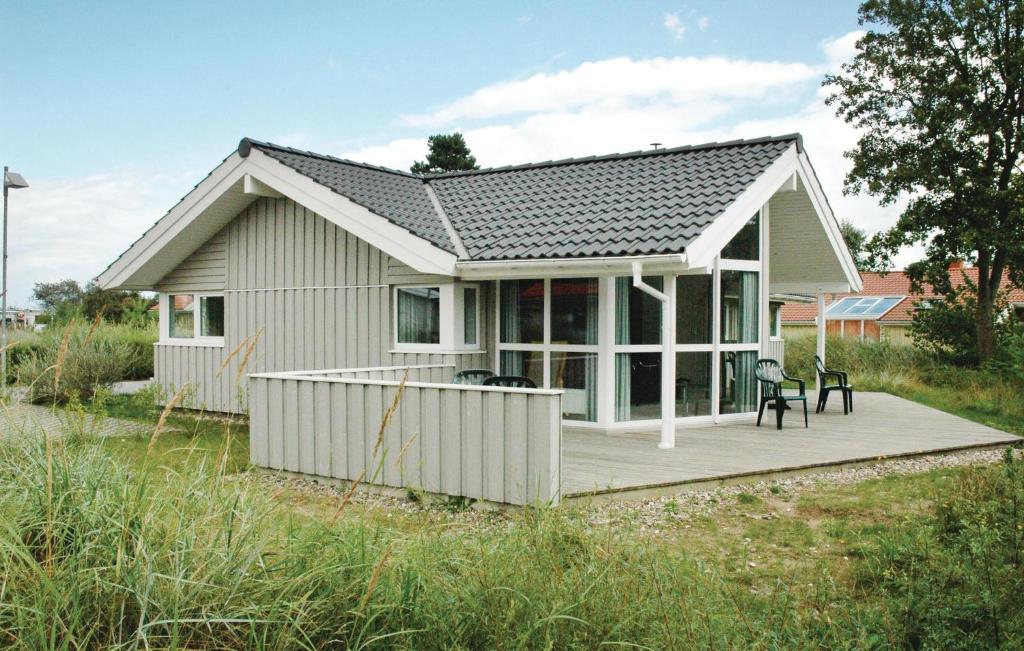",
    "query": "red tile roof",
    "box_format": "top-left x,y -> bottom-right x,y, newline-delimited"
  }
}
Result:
781,267 -> 1024,324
